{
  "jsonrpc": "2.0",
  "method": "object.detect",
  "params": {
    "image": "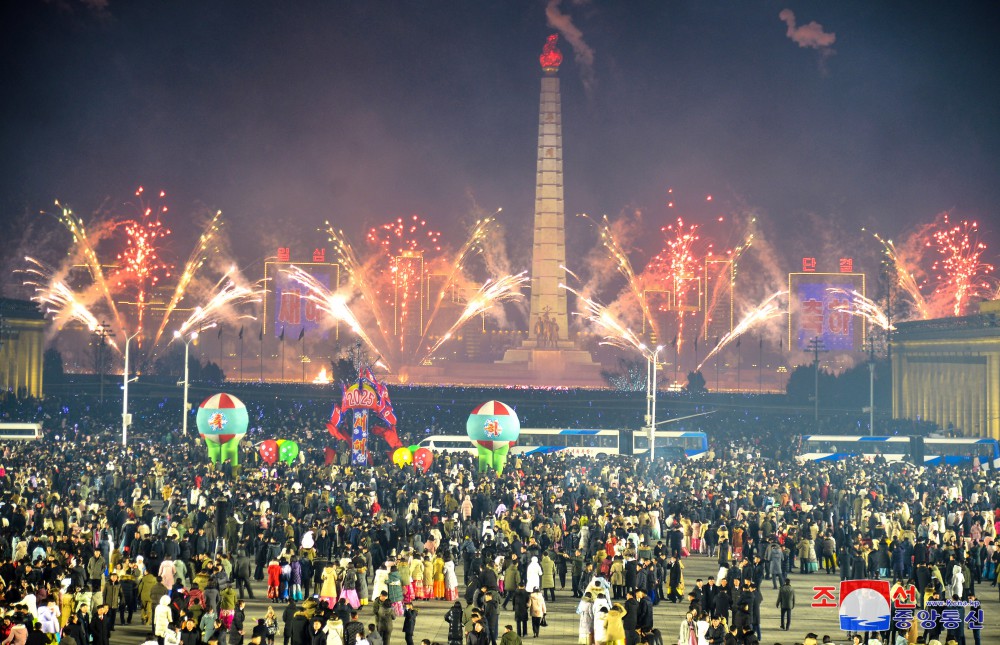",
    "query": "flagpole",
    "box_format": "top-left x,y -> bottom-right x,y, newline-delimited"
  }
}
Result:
759,337 -> 763,394
239,329 -> 244,382
259,327 -> 264,383
300,328 -> 306,383
736,335 -> 742,393
281,331 -> 285,382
